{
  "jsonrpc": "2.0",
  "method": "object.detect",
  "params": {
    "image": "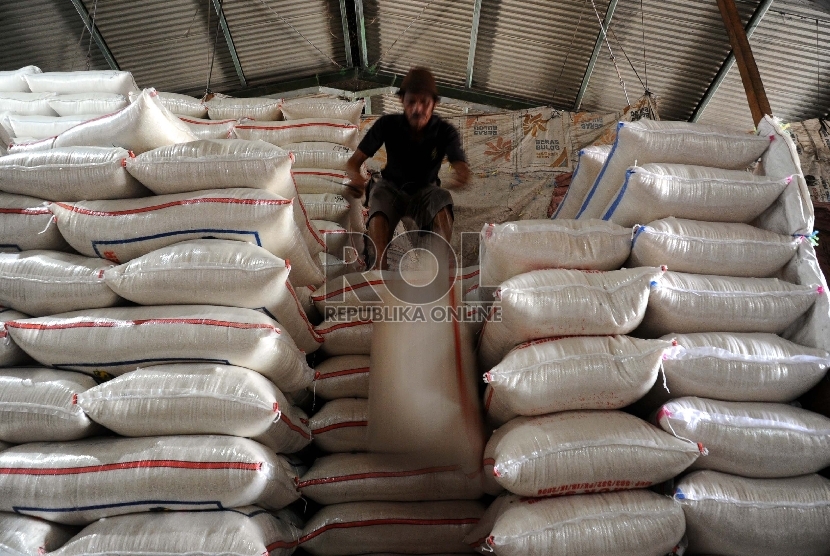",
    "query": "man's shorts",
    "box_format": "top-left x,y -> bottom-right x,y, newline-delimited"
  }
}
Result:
367,177 -> 453,232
